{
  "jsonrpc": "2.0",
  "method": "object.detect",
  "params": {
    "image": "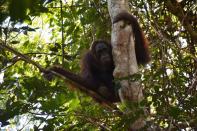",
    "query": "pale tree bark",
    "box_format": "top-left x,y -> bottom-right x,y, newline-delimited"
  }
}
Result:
107,0 -> 145,130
